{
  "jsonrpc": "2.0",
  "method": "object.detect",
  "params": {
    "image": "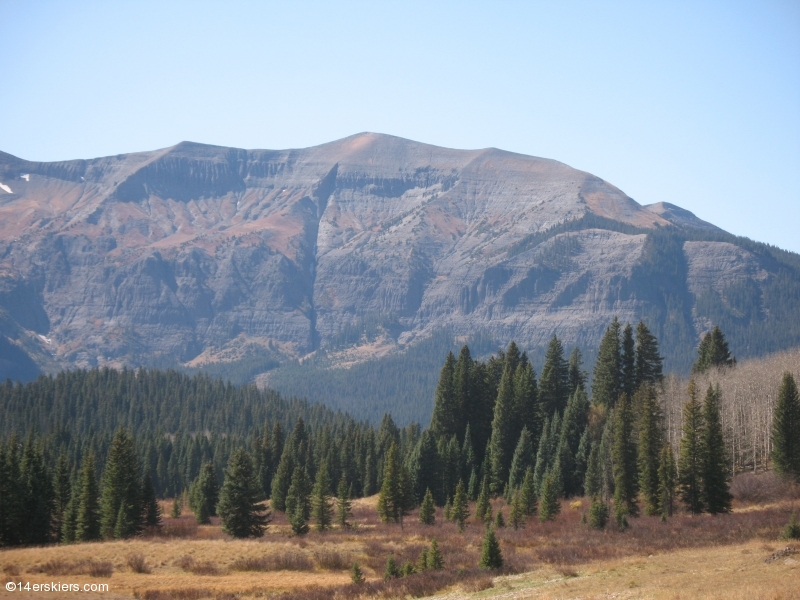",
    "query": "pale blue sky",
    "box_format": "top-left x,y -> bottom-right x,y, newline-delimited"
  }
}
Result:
1,1 -> 798,252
